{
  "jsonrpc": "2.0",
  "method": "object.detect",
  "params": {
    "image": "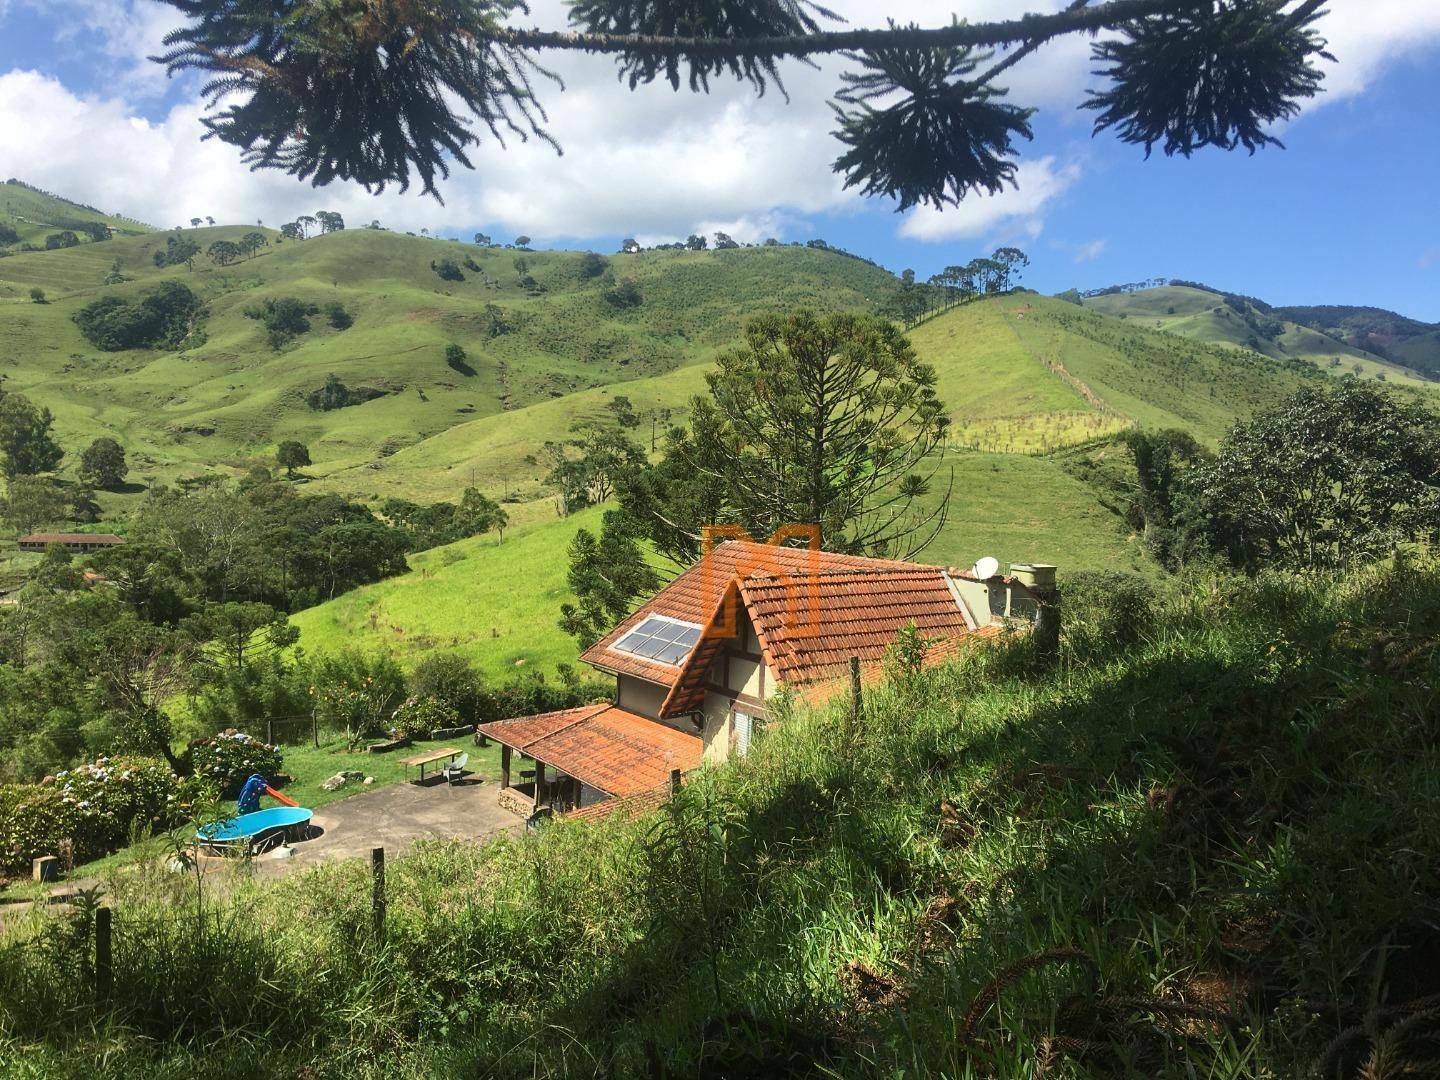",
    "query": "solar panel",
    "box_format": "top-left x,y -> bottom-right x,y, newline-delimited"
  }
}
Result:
613,615 -> 702,666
